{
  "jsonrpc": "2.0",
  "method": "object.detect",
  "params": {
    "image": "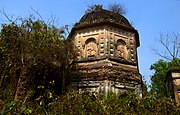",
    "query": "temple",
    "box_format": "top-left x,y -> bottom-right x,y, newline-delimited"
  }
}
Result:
166,68 -> 180,104
69,6 -> 142,95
